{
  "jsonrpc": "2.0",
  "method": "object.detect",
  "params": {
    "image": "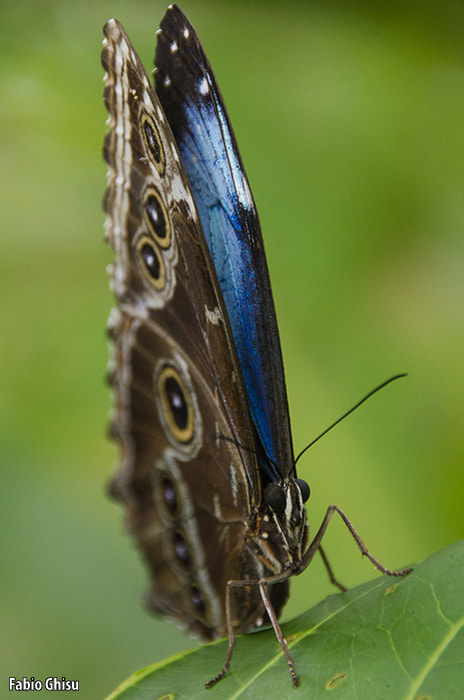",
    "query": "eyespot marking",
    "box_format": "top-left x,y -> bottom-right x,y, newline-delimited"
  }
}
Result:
161,474 -> 179,516
174,531 -> 190,564
191,585 -> 205,612
136,236 -> 166,290
141,112 -> 165,175
144,187 -> 171,248
158,365 -> 195,444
